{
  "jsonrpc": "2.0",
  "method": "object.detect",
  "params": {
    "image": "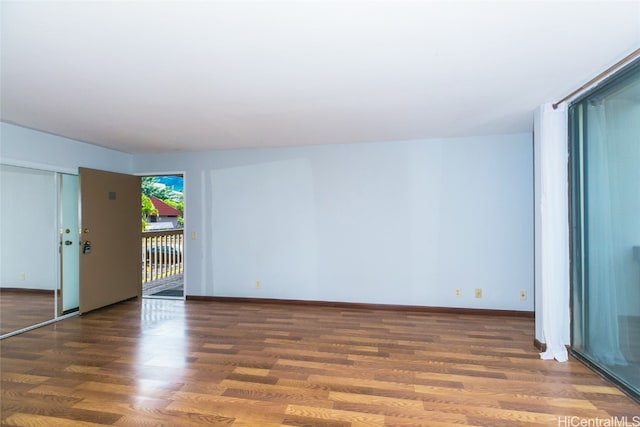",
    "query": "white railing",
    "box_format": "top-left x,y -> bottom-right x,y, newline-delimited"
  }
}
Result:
142,230 -> 184,283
